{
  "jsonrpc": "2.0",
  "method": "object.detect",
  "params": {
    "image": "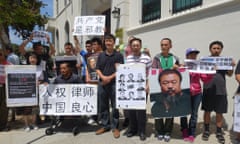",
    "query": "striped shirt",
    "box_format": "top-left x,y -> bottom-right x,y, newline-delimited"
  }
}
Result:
126,53 -> 152,76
